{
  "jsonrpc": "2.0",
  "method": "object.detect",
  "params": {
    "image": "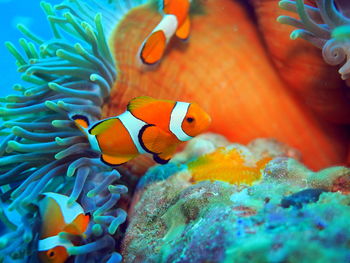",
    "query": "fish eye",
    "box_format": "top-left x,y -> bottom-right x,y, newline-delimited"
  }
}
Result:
186,117 -> 194,123
47,249 -> 56,259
